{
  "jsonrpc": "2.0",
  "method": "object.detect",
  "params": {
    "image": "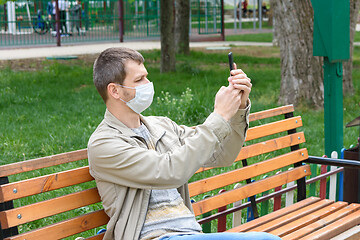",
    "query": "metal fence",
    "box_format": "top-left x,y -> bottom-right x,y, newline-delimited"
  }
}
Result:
0,0 -> 223,48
